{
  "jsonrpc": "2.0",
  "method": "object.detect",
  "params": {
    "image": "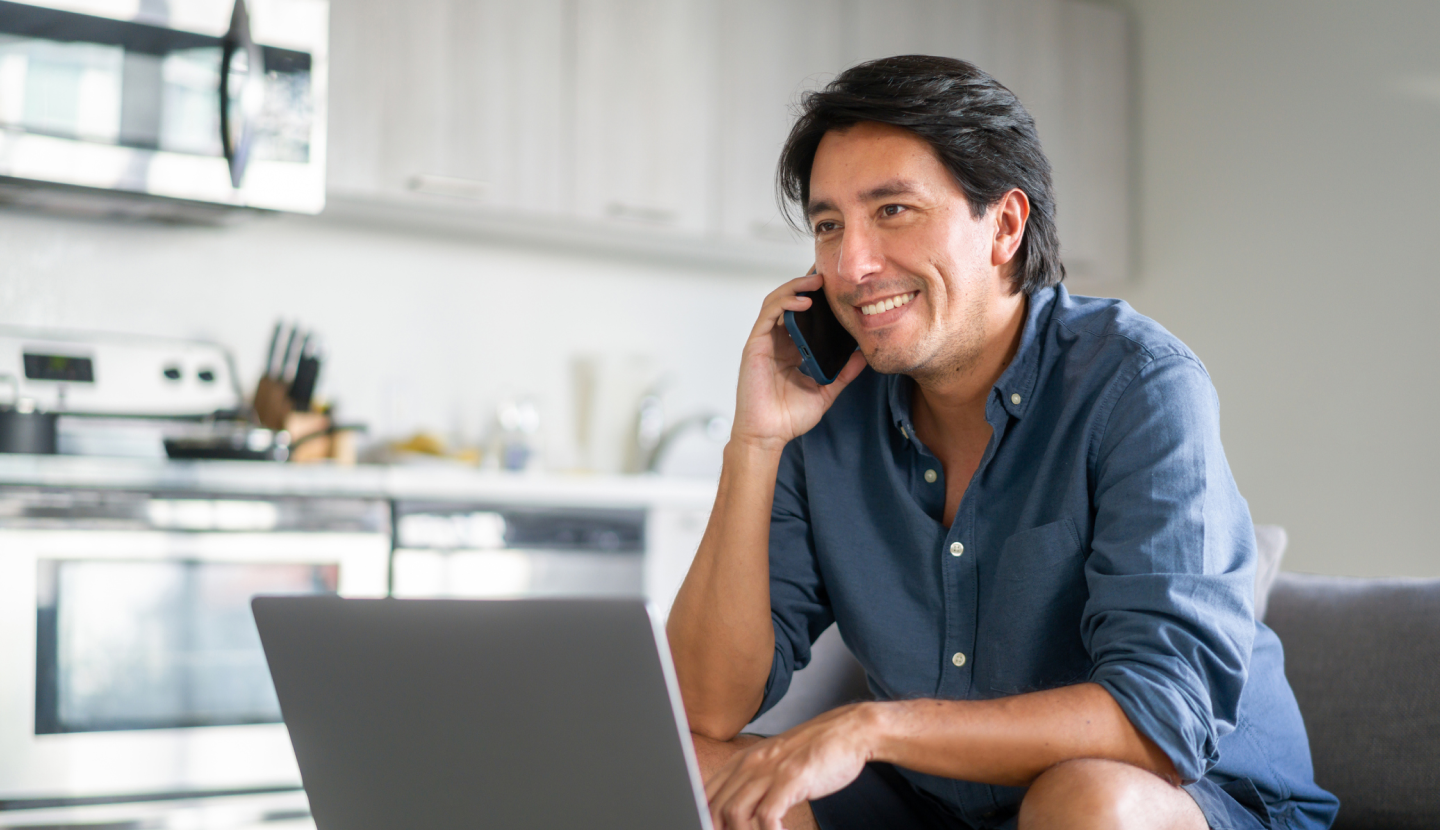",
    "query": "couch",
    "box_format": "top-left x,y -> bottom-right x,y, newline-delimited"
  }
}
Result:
748,526 -> 1440,829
